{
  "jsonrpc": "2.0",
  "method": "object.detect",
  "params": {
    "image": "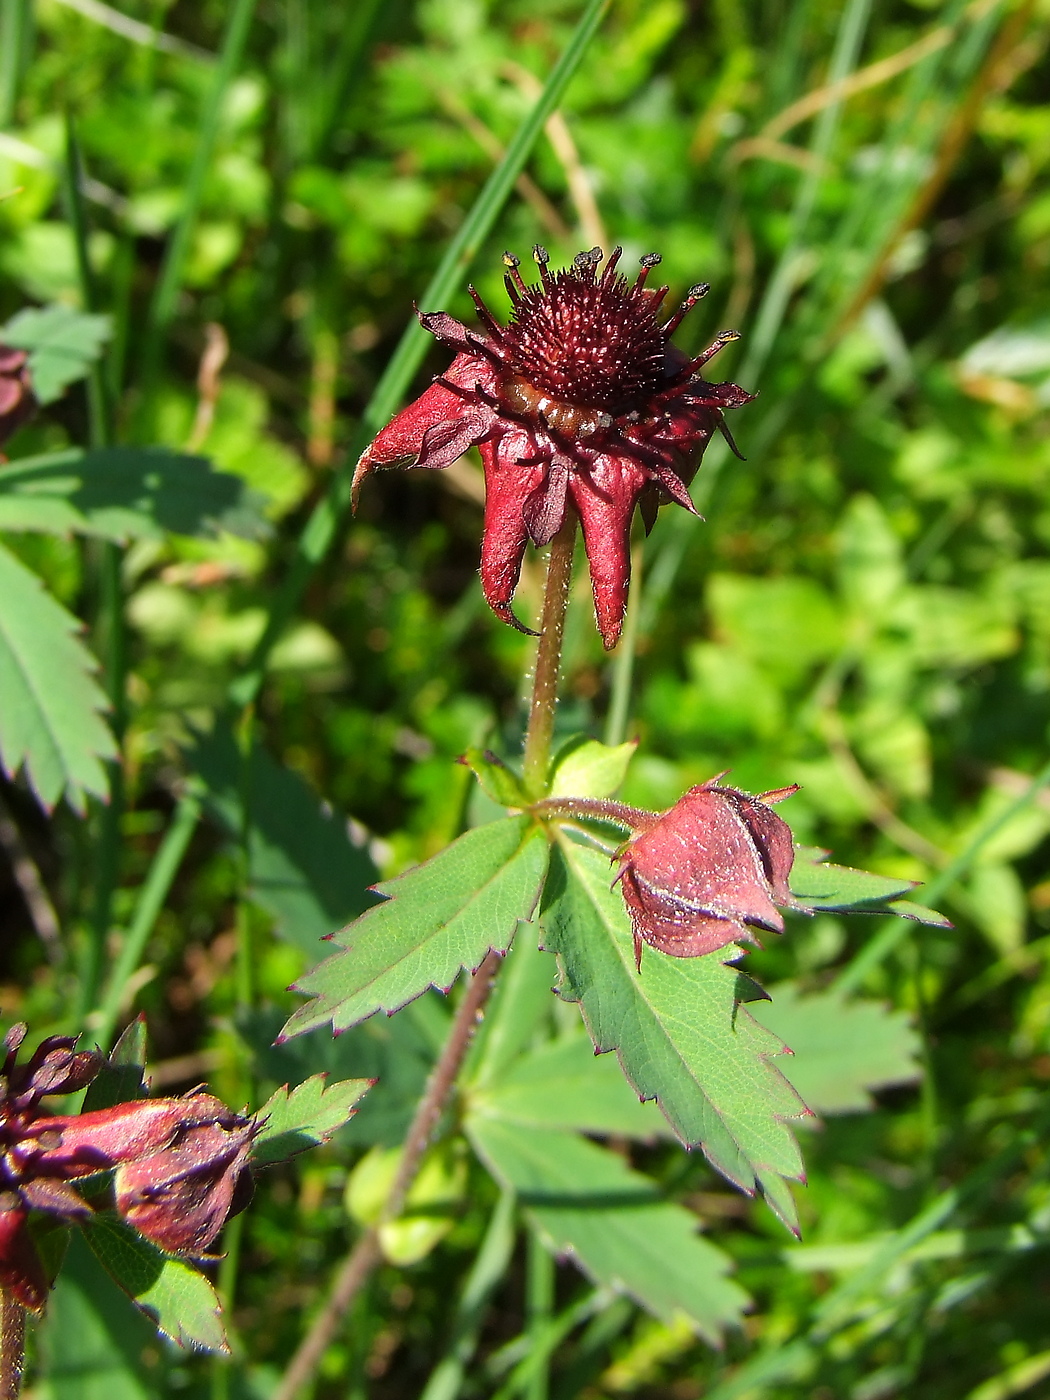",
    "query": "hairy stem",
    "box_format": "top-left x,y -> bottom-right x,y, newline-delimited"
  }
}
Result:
523,516 -> 577,797
0,1290 -> 25,1400
273,951 -> 503,1400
